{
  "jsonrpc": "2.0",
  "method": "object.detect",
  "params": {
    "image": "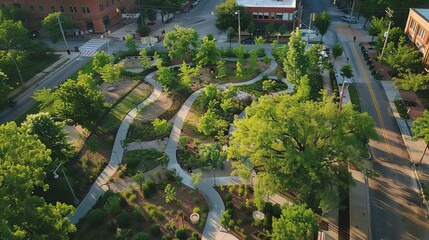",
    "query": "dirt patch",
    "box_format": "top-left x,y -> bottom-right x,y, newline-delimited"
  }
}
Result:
135,93 -> 173,122
100,79 -> 143,104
